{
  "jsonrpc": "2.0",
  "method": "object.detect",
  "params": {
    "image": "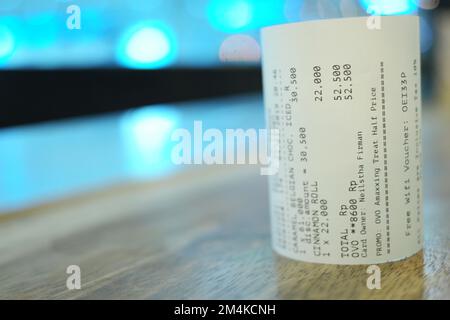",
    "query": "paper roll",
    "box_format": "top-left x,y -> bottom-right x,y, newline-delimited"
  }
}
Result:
261,16 -> 423,264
